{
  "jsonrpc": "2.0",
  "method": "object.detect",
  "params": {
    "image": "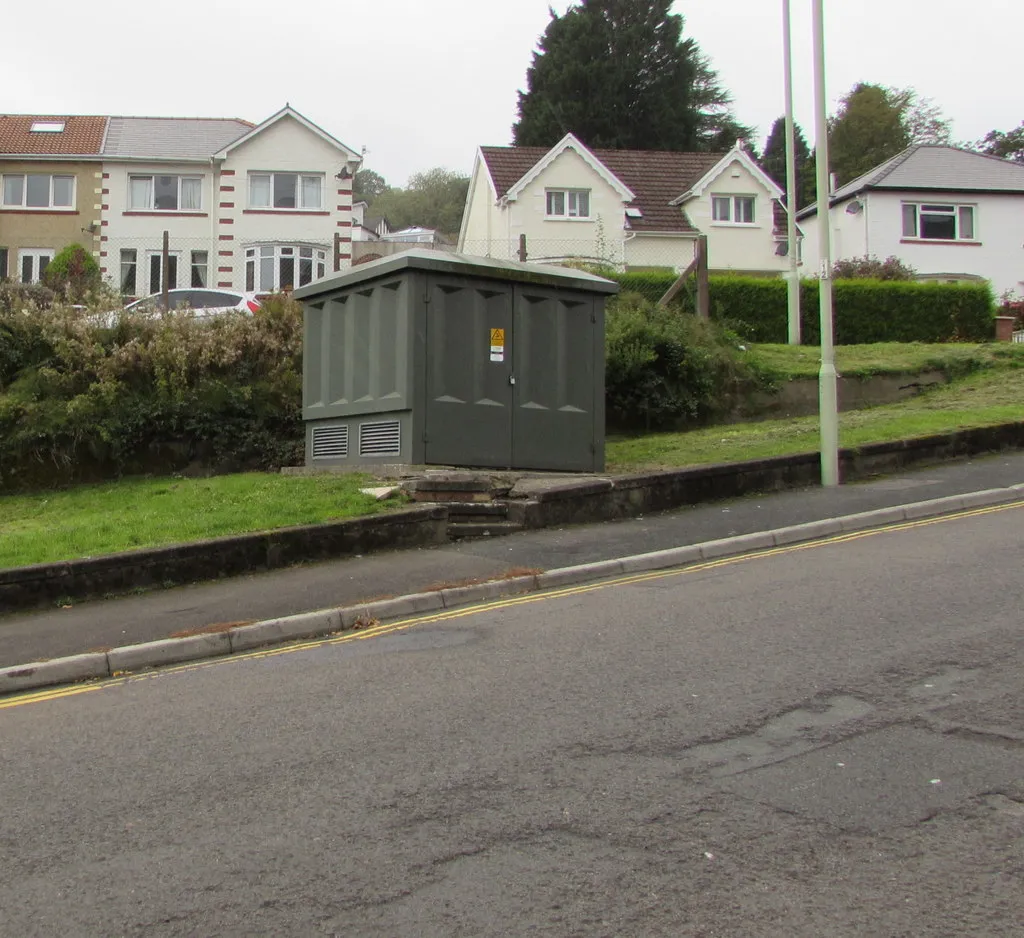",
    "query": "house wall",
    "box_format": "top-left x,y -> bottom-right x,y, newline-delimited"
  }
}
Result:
509,148 -> 628,265
803,191 -> 1024,296
101,159 -> 215,294
459,159 -> 497,256
0,160 -> 103,280
223,115 -> 355,286
624,235 -> 696,271
684,158 -> 789,274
